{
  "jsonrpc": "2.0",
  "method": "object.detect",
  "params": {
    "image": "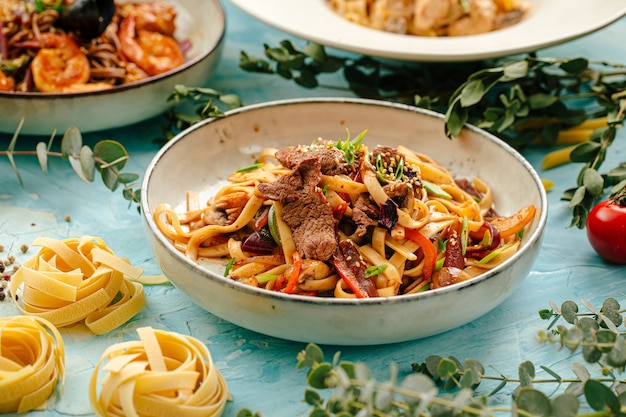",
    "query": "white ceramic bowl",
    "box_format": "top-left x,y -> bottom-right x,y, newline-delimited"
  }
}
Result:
141,98 -> 548,346
0,0 -> 225,136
